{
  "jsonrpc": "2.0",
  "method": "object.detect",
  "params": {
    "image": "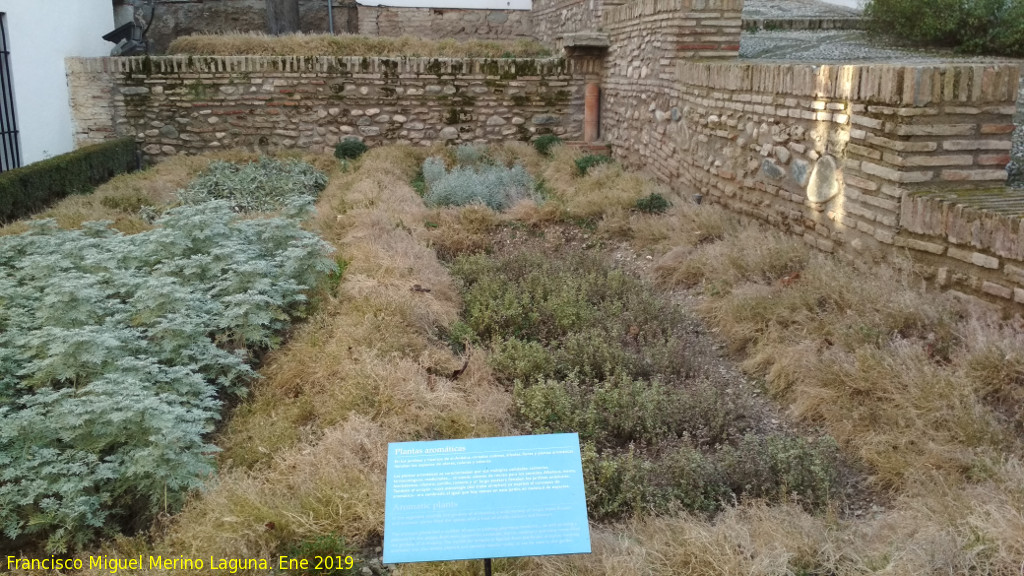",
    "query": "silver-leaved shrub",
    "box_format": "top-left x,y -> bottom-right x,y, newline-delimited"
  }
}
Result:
177,157 -> 328,212
0,201 -> 335,552
422,154 -> 536,211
